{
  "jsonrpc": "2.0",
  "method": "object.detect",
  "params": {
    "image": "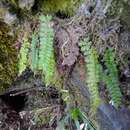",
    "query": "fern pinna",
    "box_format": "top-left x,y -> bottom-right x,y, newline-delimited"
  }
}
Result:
39,15 -> 56,86
18,33 -> 30,75
78,38 -> 102,114
103,49 -> 122,108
